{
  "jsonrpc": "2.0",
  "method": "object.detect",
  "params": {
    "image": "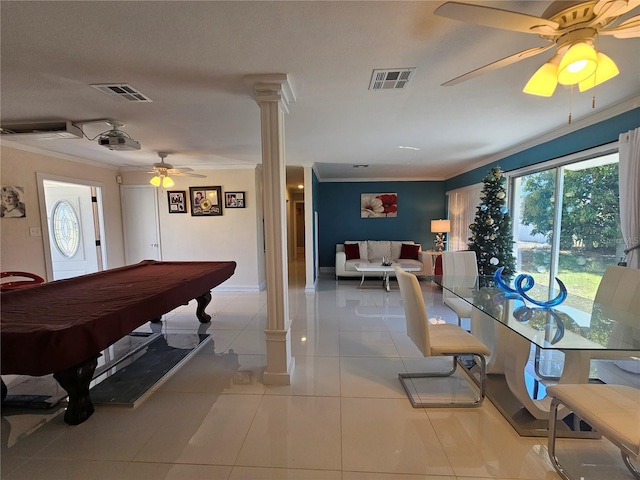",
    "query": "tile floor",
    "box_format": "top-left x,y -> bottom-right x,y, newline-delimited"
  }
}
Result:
1,259 -> 636,479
